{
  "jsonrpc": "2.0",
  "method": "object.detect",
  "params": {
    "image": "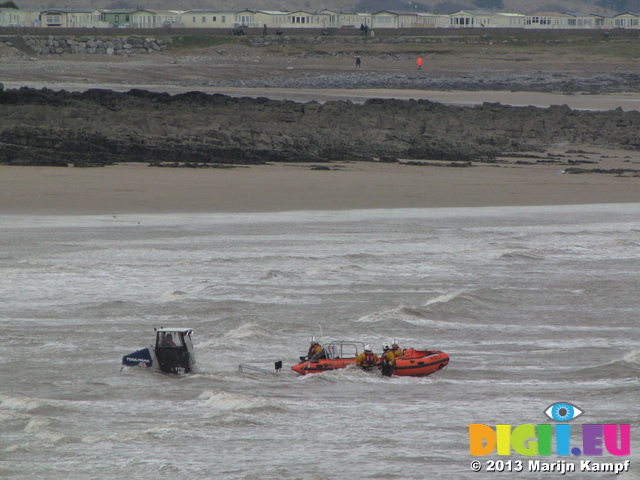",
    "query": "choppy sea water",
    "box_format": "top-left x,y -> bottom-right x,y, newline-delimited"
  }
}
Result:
0,205 -> 638,480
